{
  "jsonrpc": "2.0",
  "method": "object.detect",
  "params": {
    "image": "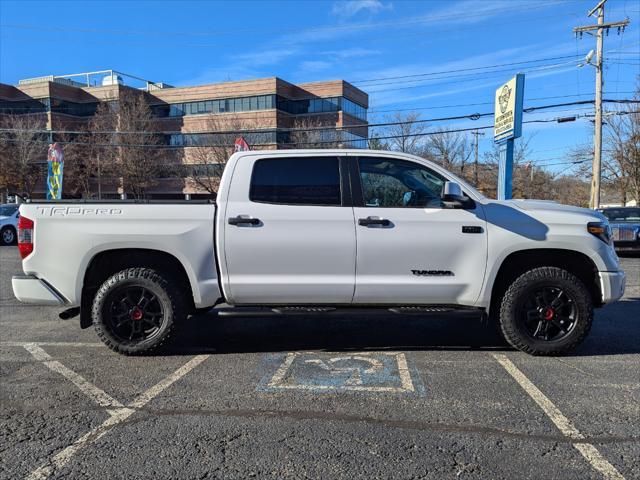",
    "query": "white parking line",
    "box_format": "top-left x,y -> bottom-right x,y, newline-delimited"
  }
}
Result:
23,343 -> 125,410
25,353 -> 210,480
492,353 -> 625,480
